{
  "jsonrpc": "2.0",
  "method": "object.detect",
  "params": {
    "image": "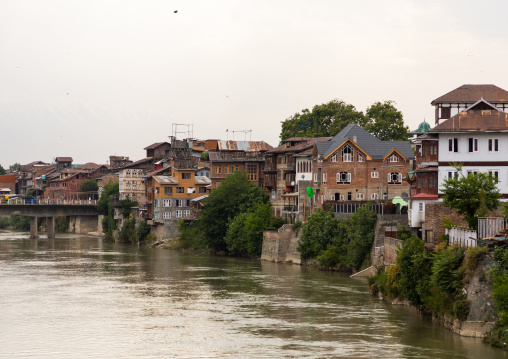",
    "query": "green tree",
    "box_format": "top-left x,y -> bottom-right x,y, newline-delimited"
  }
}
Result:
118,197 -> 138,218
442,165 -> 501,229
279,99 -> 366,141
364,101 -> 410,141
79,179 -> 98,193
197,171 -> 269,251
135,220 -> 151,242
298,209 -> 343,260
396,234 -> 432,309
96,181 -> 119,215
9,163 -> 20,171
119,218 -> 136,243
346,206 -> 377,269
0,165 -> 5,175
